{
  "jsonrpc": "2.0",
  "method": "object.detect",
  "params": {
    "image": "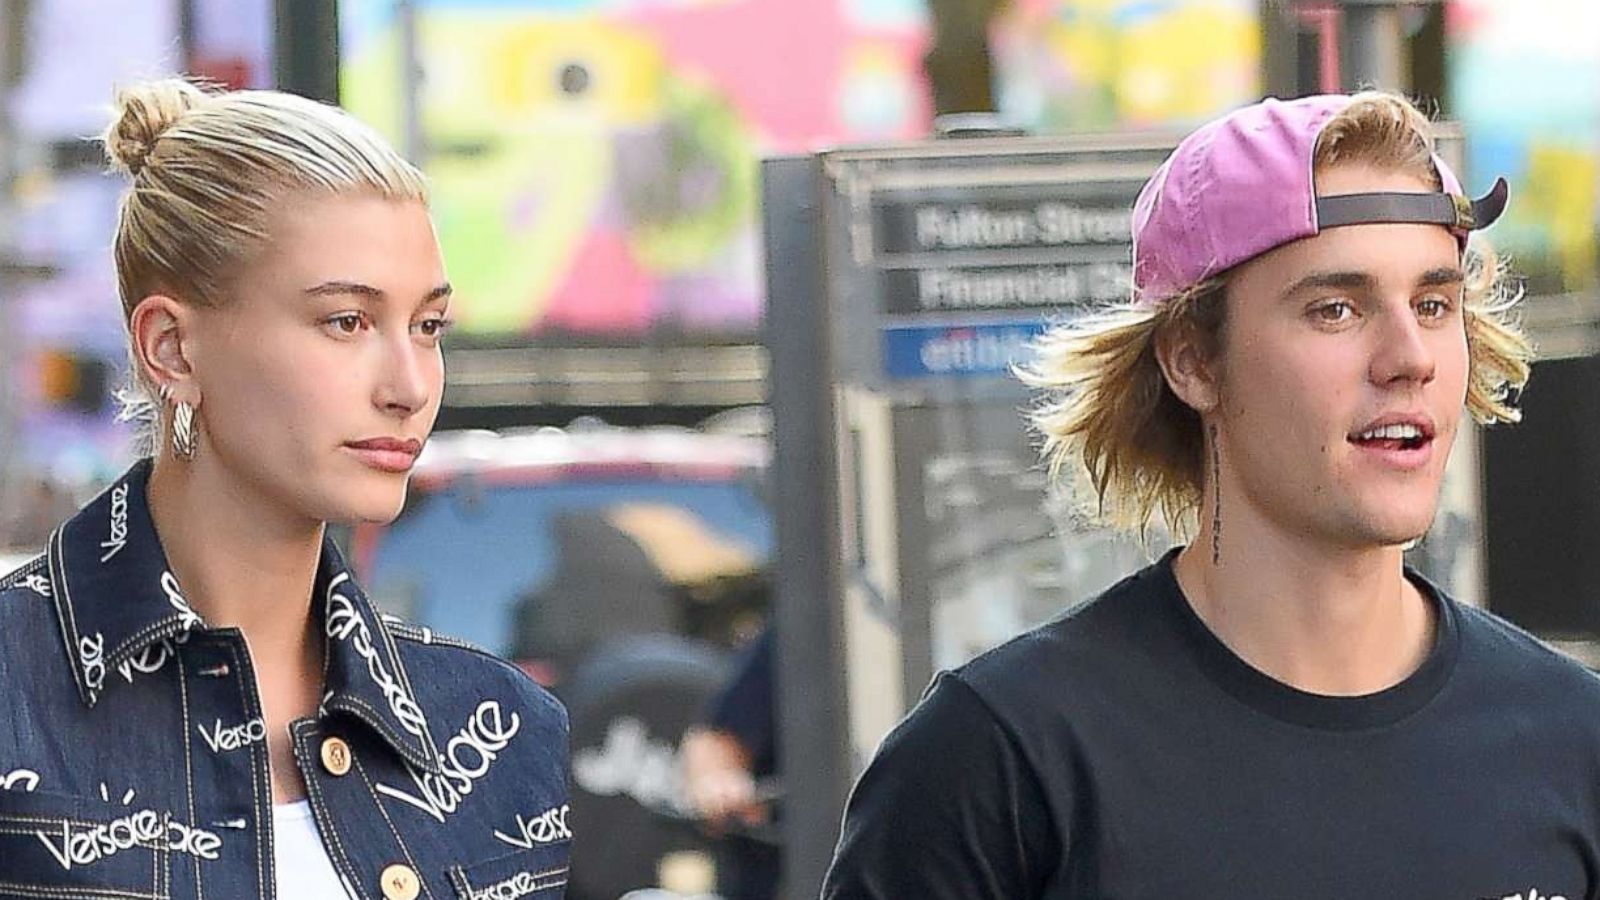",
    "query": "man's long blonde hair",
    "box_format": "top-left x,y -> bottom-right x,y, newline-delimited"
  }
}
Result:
1020,92 -> 1533,537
